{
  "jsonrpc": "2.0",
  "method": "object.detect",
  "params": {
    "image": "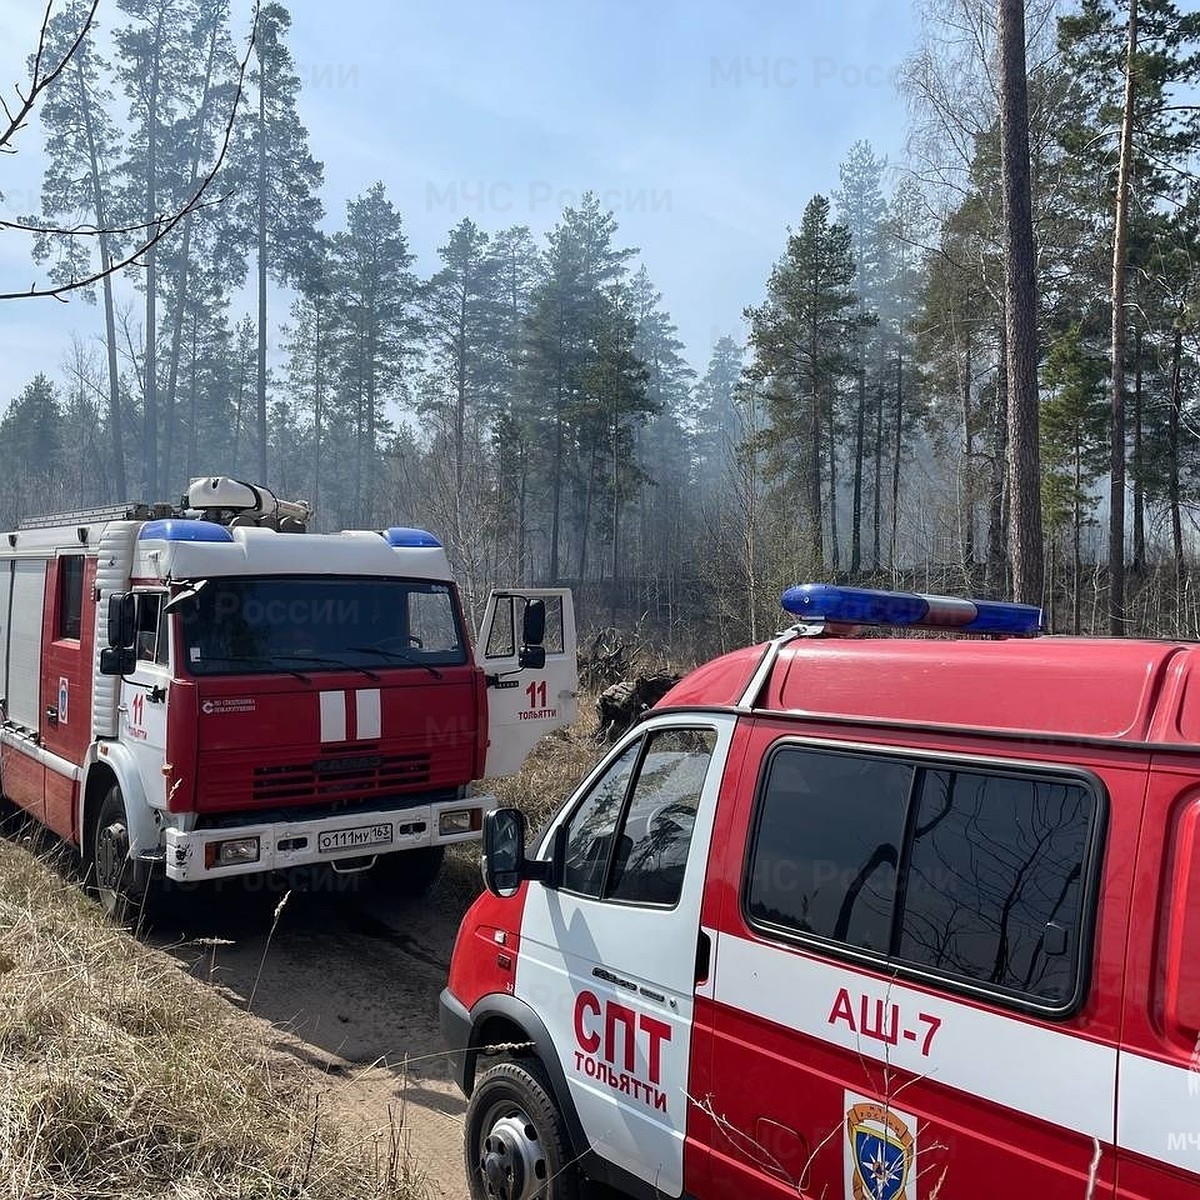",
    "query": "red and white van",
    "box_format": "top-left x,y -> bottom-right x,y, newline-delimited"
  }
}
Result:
0,476 -> 576,916
442,583 -> 1200,1200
